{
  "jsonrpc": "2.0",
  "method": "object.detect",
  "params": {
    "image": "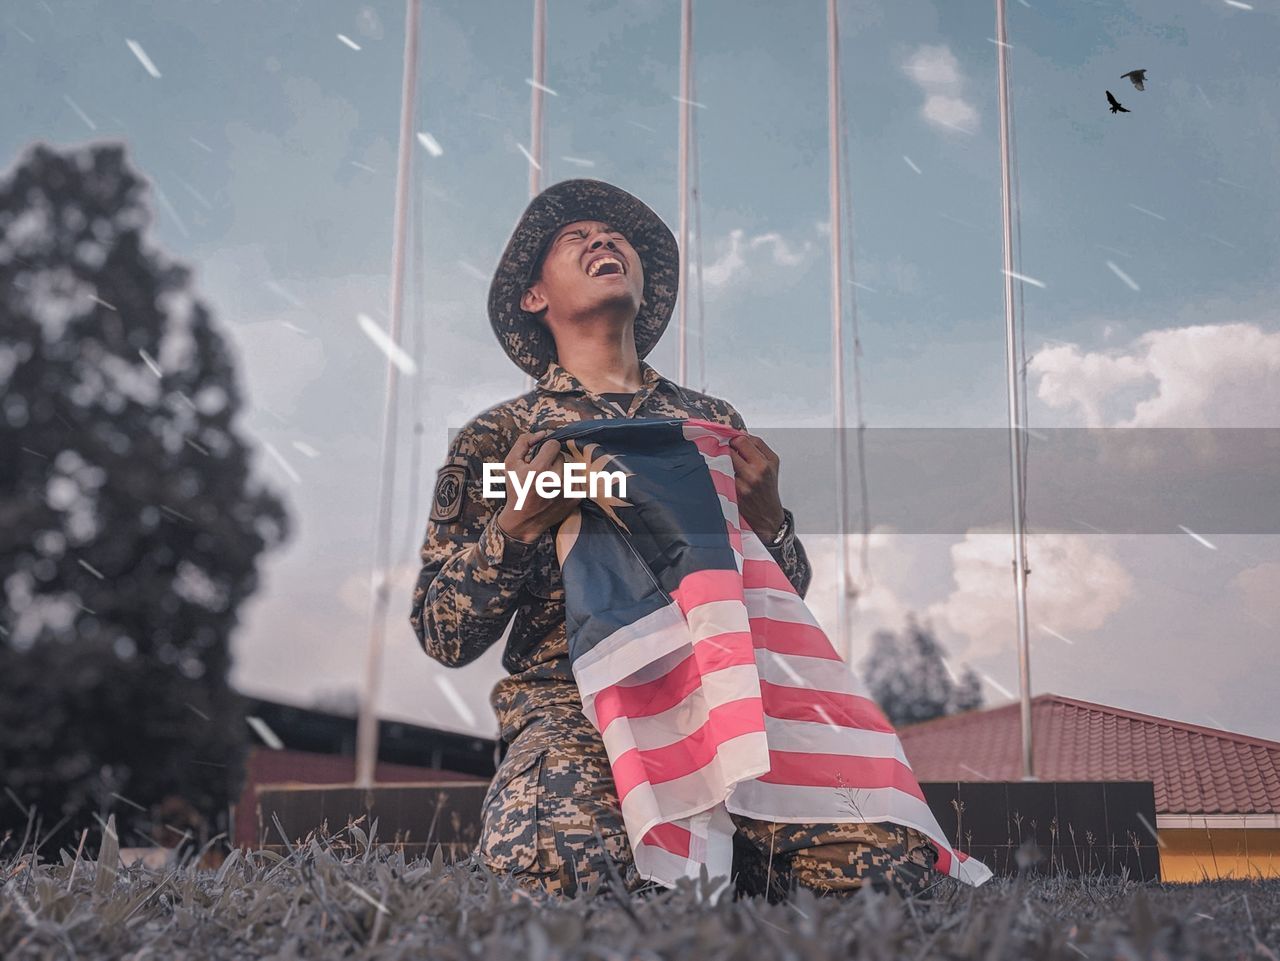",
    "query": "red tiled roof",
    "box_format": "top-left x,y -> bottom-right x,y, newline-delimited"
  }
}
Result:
898,693 -> 1280,815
